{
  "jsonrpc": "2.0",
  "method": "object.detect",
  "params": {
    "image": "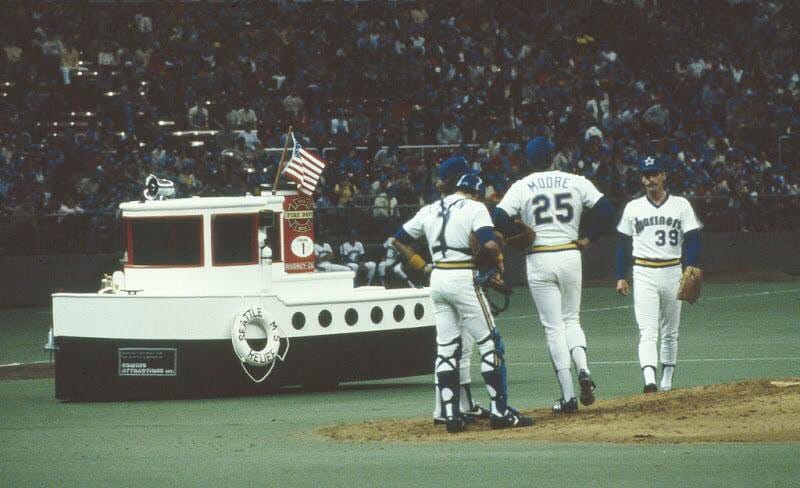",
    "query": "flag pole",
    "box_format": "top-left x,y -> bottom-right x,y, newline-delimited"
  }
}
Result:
272,126 -> 293,195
